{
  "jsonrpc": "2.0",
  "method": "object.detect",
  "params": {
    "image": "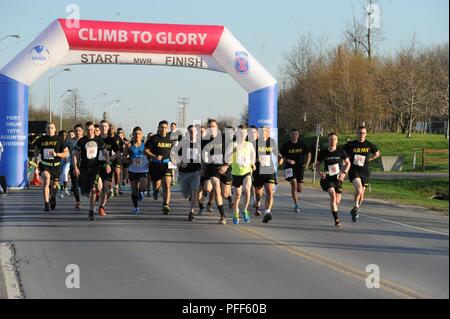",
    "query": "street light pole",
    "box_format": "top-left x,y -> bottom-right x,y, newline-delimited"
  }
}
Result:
92,93 -> 107,124
59,90 -> 72,130
102,99 -> 120,122
48,68 -> 71,122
